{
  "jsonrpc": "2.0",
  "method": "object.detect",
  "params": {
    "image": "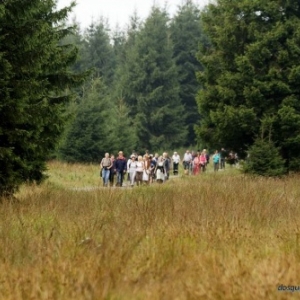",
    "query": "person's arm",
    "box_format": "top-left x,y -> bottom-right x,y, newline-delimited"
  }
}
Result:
115,160 -> 119,172
107,159 -> 112,169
